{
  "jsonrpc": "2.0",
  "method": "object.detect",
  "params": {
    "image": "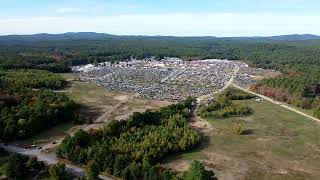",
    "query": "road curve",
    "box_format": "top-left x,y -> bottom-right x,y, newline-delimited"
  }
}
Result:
0,143 -> 113,180
233,84 -> 320,123
197,66 -> 239,103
